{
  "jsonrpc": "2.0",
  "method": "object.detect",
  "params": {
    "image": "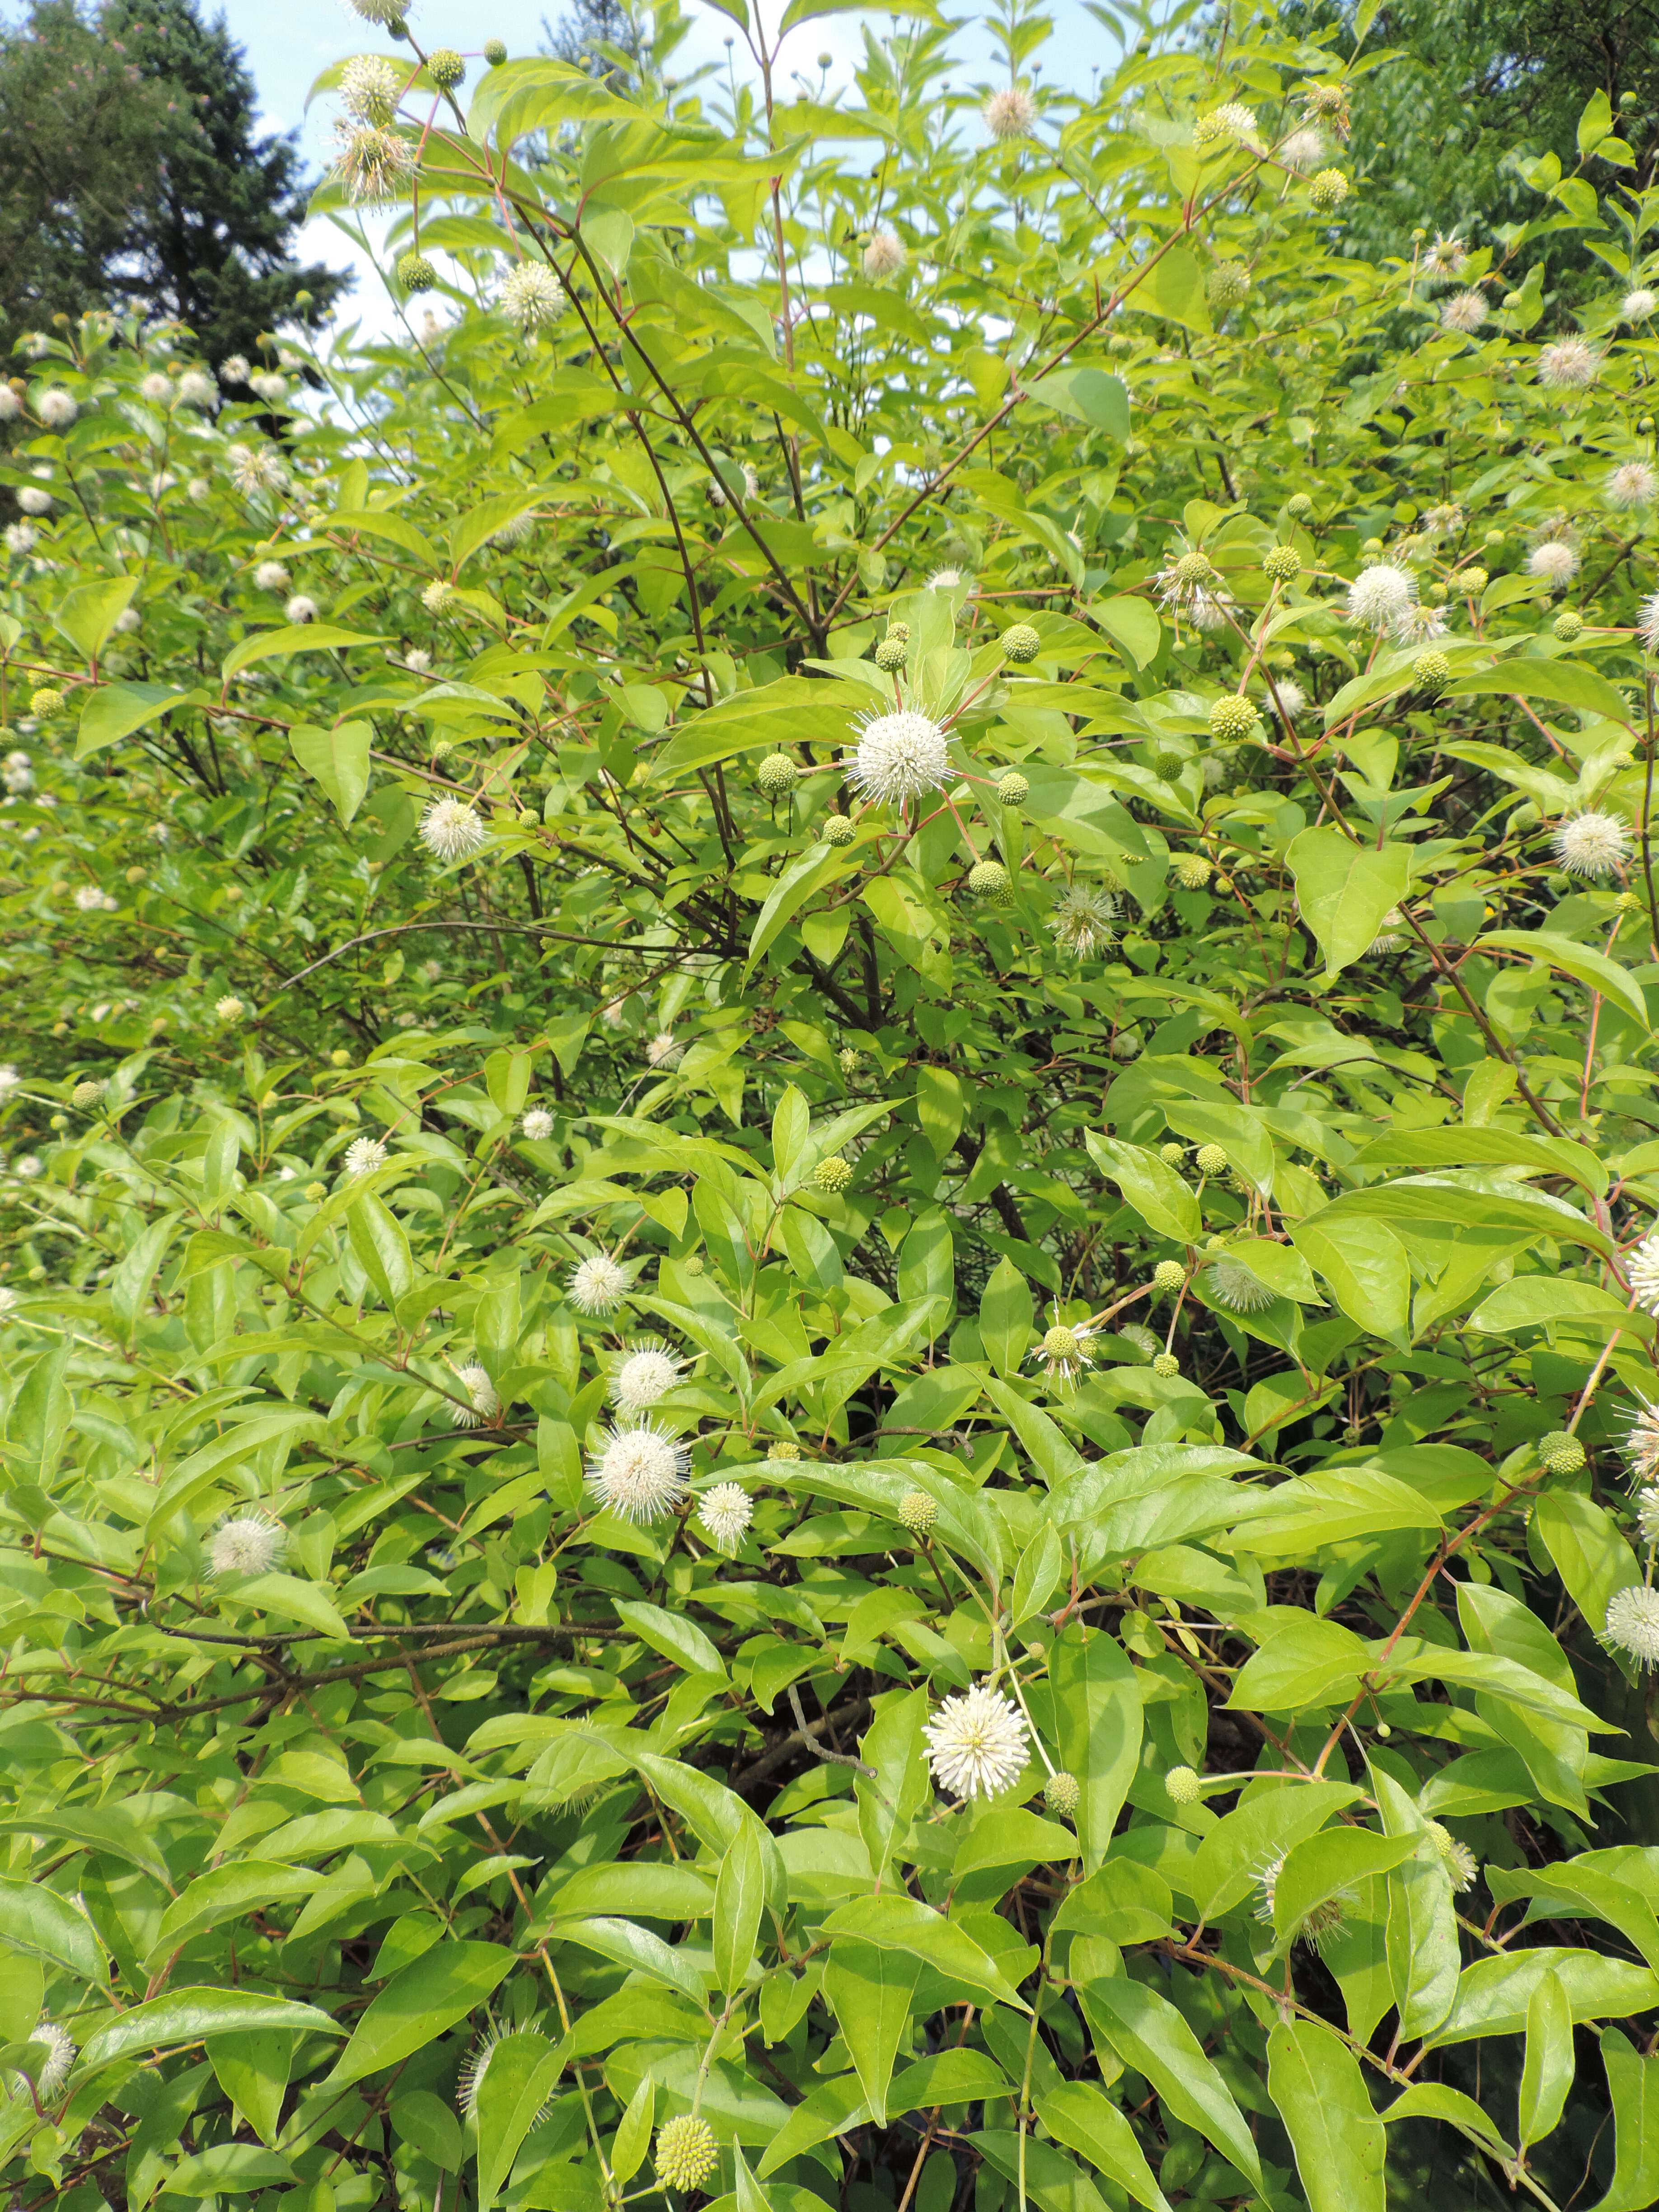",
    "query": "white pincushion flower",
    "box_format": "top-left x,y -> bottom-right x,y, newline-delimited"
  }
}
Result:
219,354 -> 250,385
0,388 -> 18,421
1528,540 -> 1579,588
1640,593 -> 1659,653
1280,127 -> 1324,171
0,1287 -> 18,1319
1538,338 -> 1598,390
1603,1584 -> 1659,1669
589,1420 -> 691,1523
421,578 -> 454,613
176,368 -> 215,407
844,709 -> 951,806
74,885 -> 104,912
451,1362 -> 499,1429
501,263 -> 566,331
341,52 -> 401,124
419,797 -> 487,862
1204,1257 -> 1274,1312
1609,462 -> 1658,509
1027,1319 -> 1097,1387
1440,290 -> 1488,334
645,1031 -> 682,1069
1624,288 -> 1657,322
17,487 -> 53,516
1347,562 -> 1416,631
139,371 -> 171,403
1420,233 -> 1467,284
520,1107 -> 554,1141
210,1510 -> 285,1577
346,0 -> 412,21
923,1682 -> 1029,1800
1272,677 -> 1307,720
332,120 -> 415,205
1050,883 -> 1118,956
344,1135 -> 388,1176
612,1339 -> 686,1413
1636,1486 -> 1659,1545
863,231 -> 907,279
569,1252 -> 630,1315
20,2020 -> 77,2100
698,1481 -> 752,1551
226,443 -> 287,496
1553,810 -> 1628,877
250,370 -> 286,404
983,86 -> 1036,140
285,594 -> 318,624
255,561 -> 290,593
5,522 -> 37,555
1198,99 -> 1258,145
36,388 -> 76,428
1627,1237 -> 1659,1317
215,994 -> 244,1021
406,647 -> 432,672
0,1067 -> 19,1100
